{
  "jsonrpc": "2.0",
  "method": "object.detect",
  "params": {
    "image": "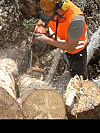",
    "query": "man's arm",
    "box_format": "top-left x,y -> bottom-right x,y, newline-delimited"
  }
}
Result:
36,15 -> 85,52
68,15 -> 85,51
